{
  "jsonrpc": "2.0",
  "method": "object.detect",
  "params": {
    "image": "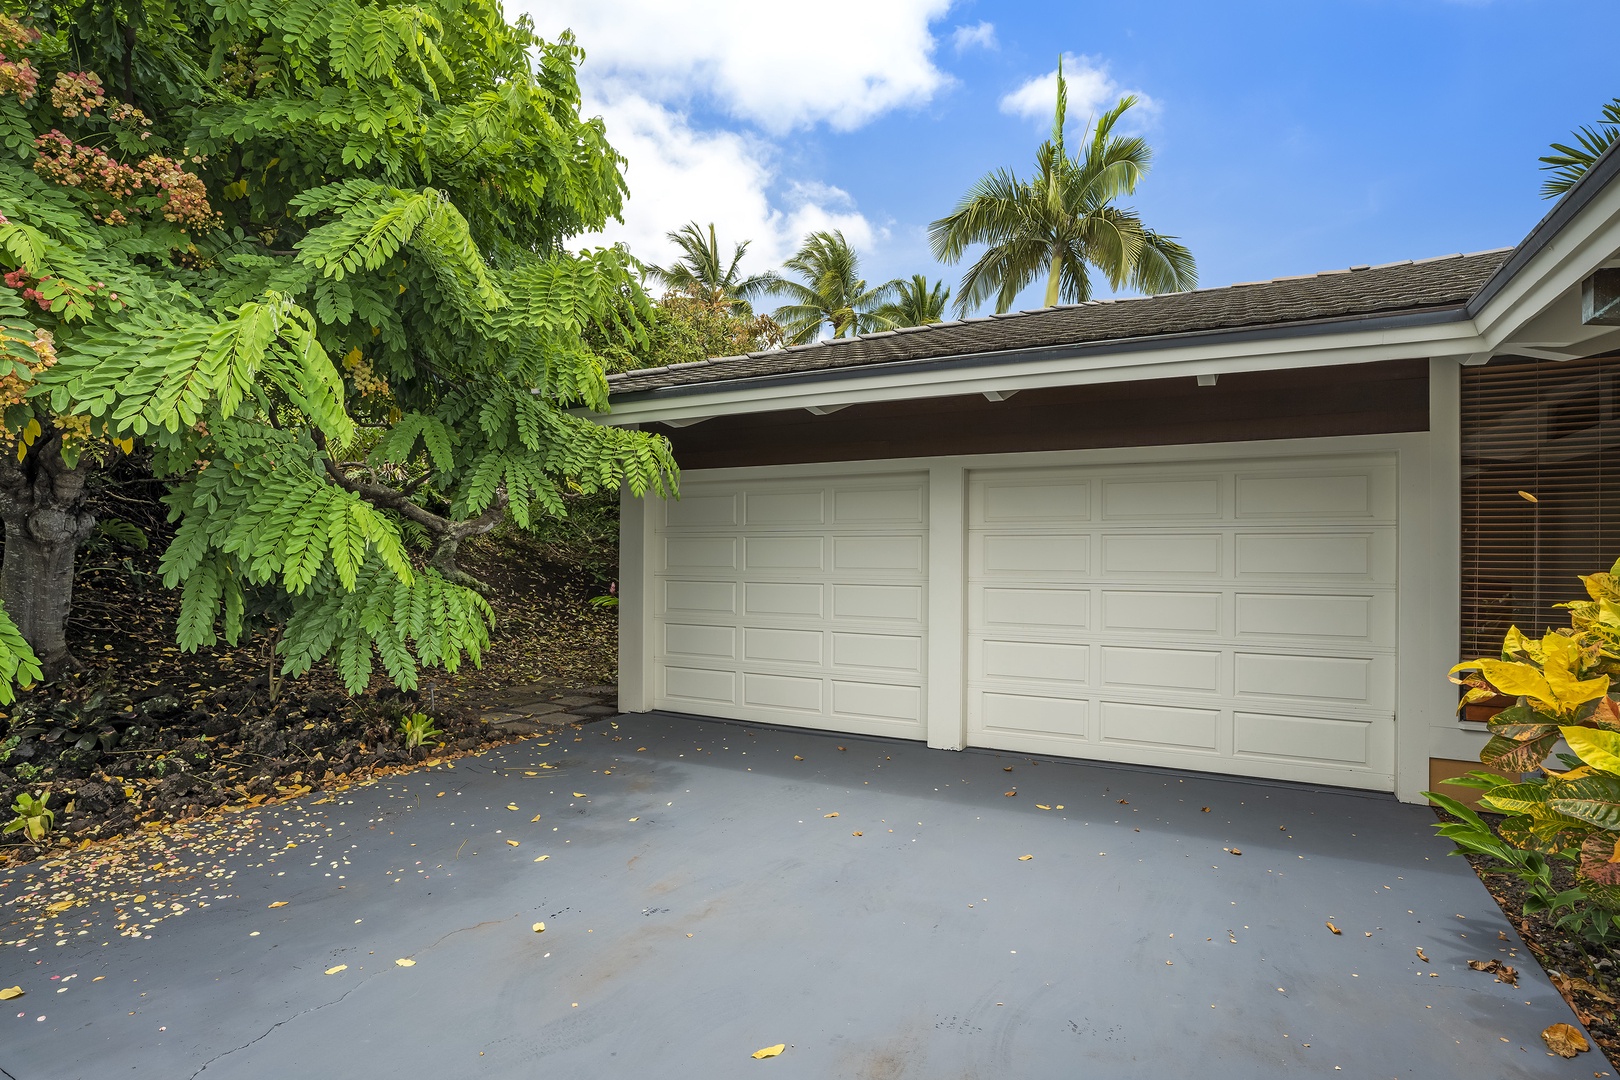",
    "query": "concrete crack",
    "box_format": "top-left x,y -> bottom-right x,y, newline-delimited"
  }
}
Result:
186,979 -> 371,1079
